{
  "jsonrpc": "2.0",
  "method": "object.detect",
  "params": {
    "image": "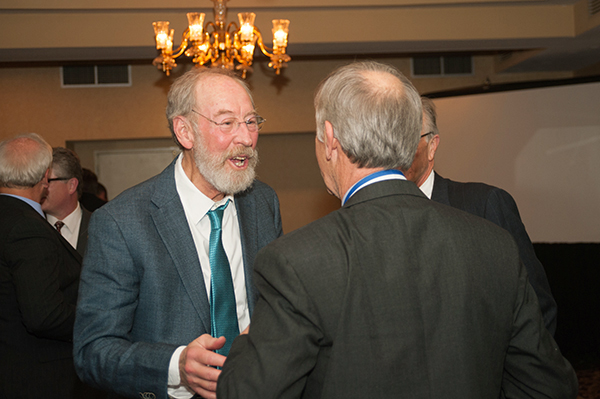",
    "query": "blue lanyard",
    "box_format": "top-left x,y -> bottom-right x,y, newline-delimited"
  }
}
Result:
342,169 -> 404,206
